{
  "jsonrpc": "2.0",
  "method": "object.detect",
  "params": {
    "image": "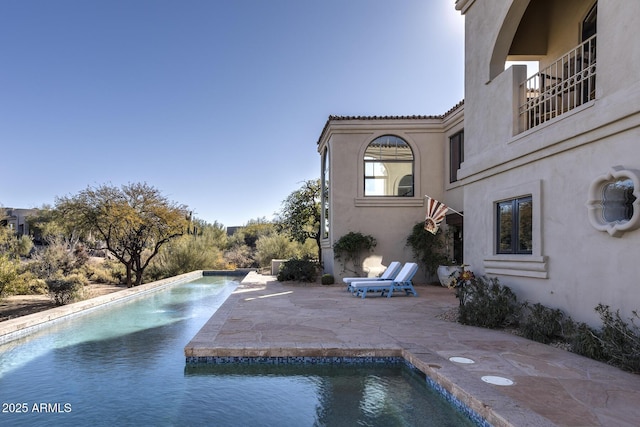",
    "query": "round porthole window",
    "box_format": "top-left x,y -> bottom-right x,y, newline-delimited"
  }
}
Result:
587,166 -> 640,237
